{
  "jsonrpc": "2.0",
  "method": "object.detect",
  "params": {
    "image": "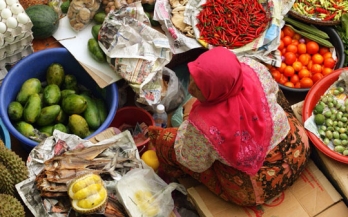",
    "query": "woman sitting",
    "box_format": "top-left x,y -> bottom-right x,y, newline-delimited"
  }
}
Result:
148,47 -> 310,206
